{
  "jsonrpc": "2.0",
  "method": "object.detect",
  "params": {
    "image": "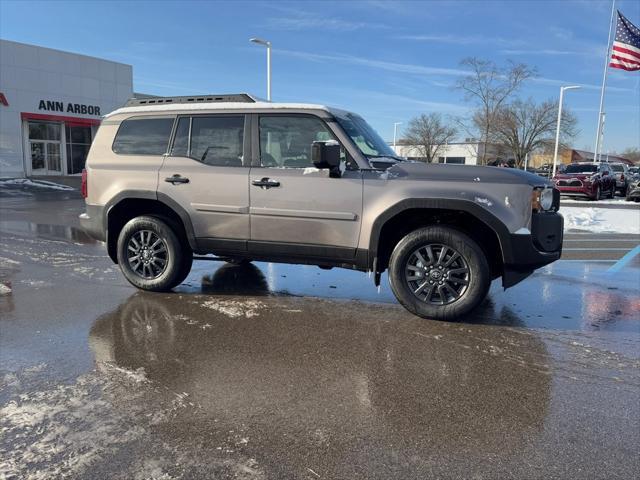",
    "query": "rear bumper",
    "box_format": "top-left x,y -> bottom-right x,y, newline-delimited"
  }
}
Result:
79,204 -> 106,242
502,212 -> 563,288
